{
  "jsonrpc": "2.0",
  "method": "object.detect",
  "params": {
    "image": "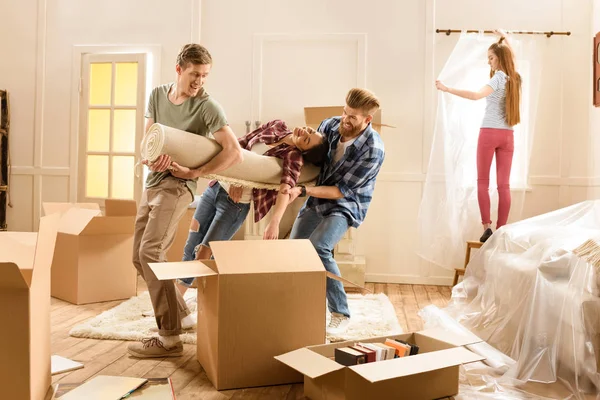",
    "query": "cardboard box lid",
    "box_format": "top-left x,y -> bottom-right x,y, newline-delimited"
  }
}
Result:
58,208 -> 103,235
209,239 -> 324,274
42,202 -> 100,216
149,240 -> 325,280
349,347 -> 485,383
0,214 -> 60,290
104,199 -> 137,217
416,327 -> 482,347
150,260 -> 218,281
304,106 -> 396,130
274,348 -> 345,379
